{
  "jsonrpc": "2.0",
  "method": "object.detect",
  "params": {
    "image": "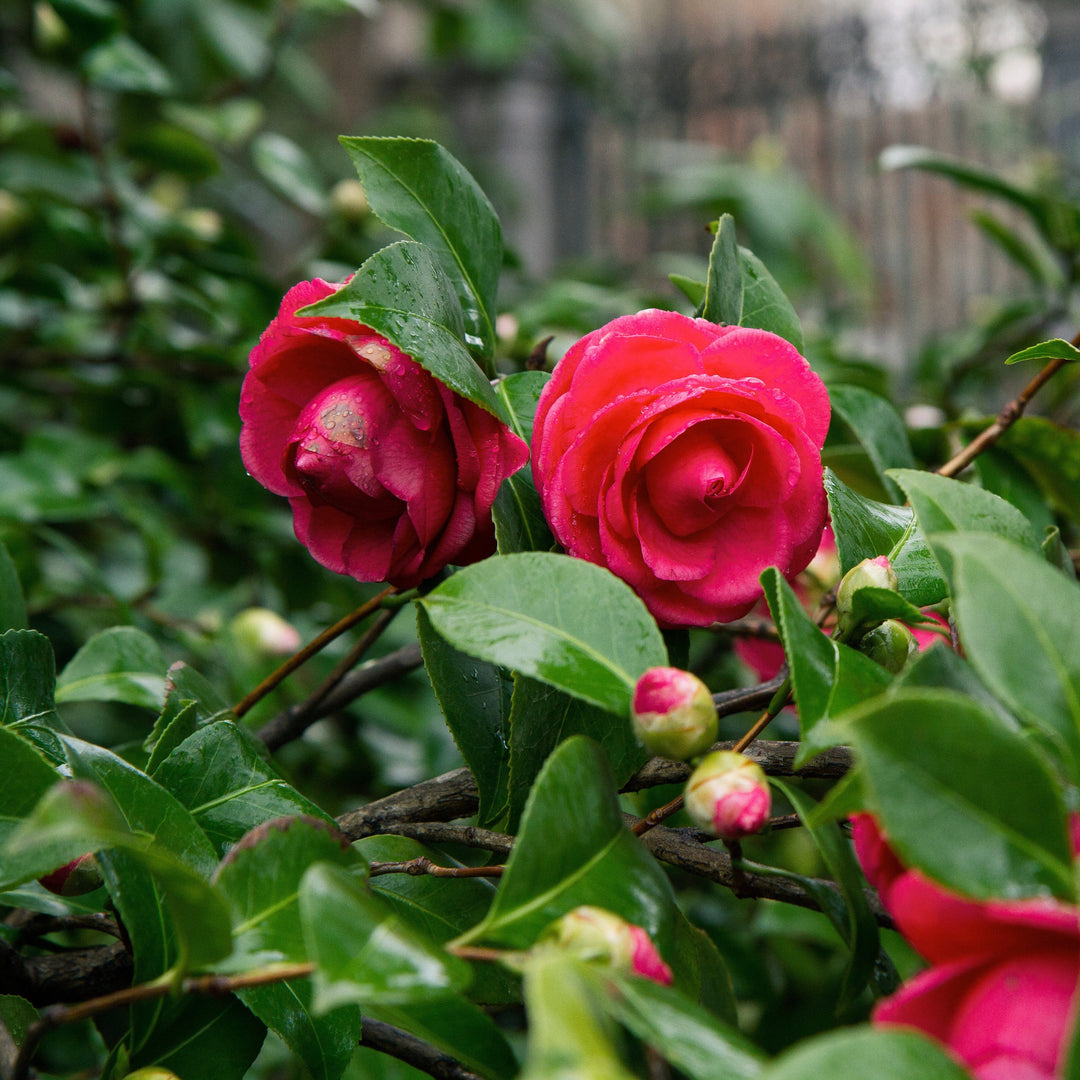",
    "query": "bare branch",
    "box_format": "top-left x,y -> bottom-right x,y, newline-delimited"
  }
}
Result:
361,1017 -> 485,1080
